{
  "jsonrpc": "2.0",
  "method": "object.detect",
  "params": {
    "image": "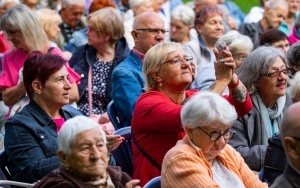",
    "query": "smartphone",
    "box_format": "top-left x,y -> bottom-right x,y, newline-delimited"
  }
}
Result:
217,42 -> 227,63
